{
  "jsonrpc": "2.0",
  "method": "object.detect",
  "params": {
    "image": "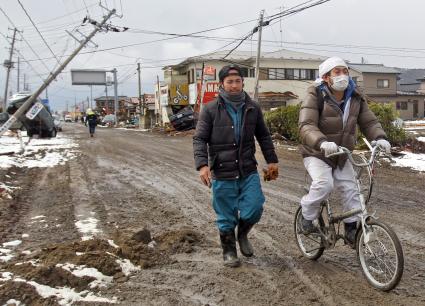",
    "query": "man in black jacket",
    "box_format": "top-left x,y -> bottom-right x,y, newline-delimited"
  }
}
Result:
193,65 -> 279,267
